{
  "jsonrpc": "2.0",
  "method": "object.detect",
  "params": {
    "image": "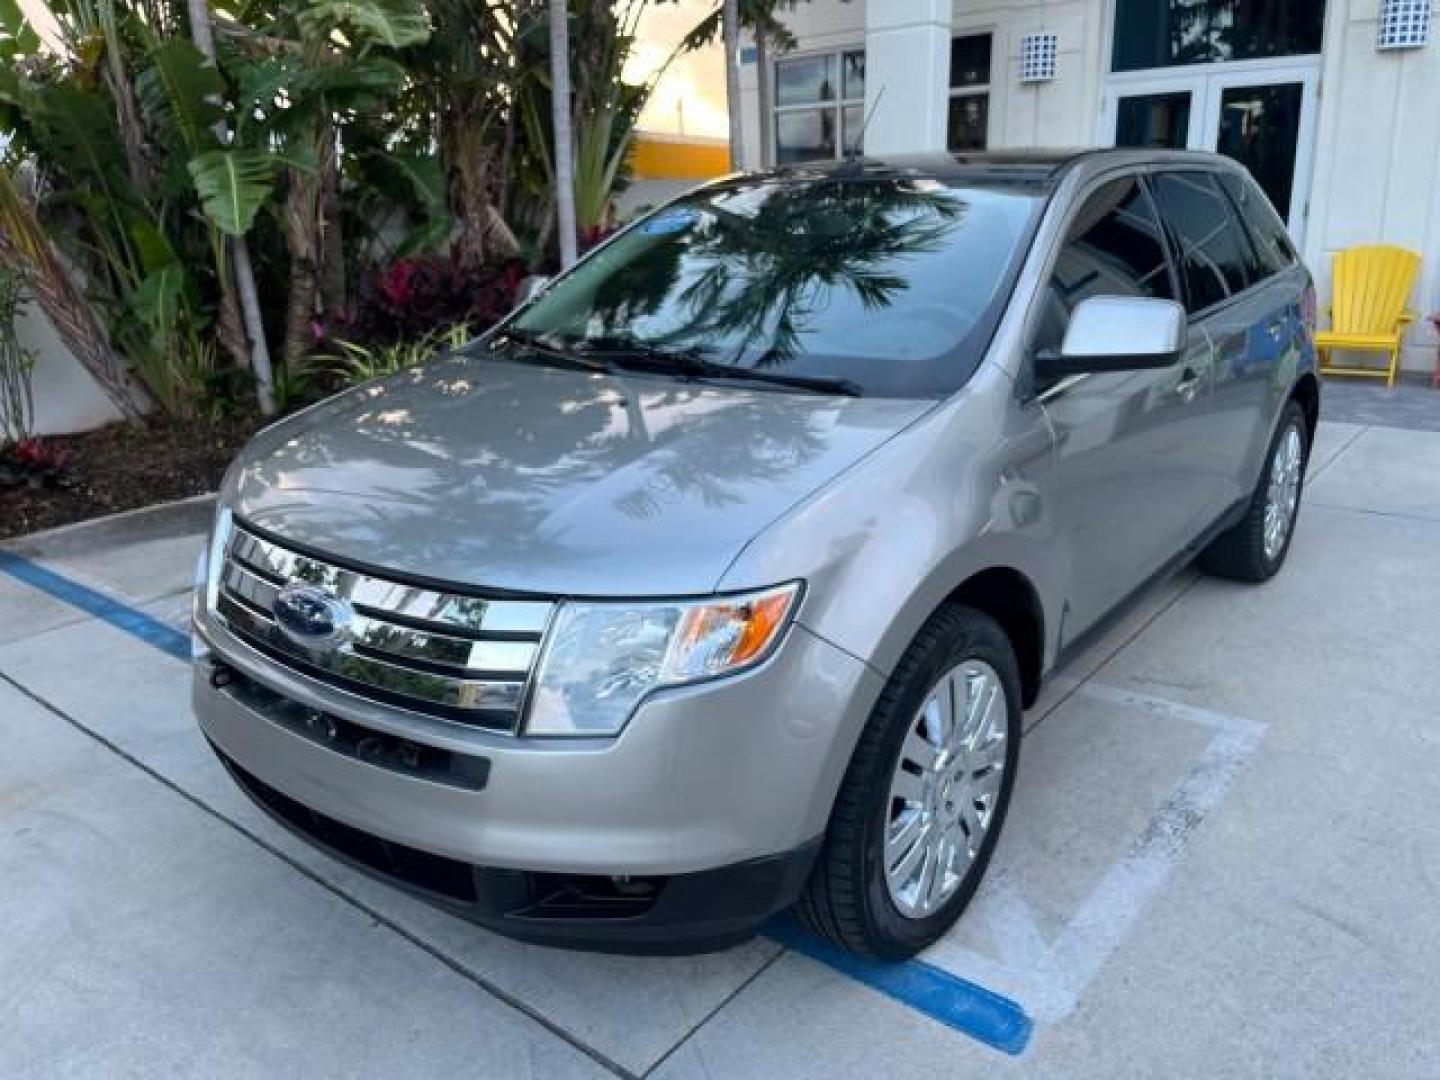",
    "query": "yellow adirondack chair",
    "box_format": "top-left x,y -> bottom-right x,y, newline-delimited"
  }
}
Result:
1315,245 -> 1420,388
